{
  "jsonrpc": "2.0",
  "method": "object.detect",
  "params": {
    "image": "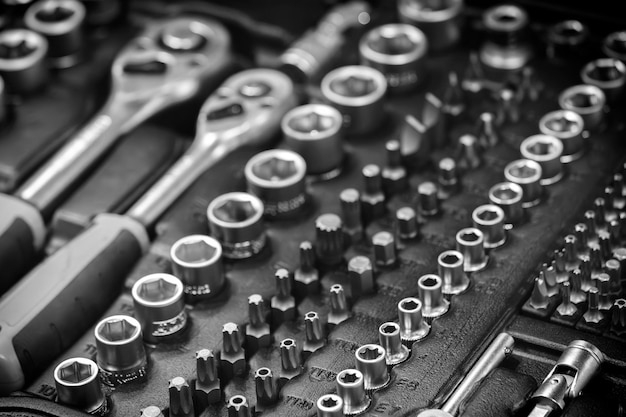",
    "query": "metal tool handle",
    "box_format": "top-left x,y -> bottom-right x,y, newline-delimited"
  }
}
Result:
126,68 -> 298,227
0,194 -> 46,295
0,213 -> 149,394
15,106 -> 125,214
